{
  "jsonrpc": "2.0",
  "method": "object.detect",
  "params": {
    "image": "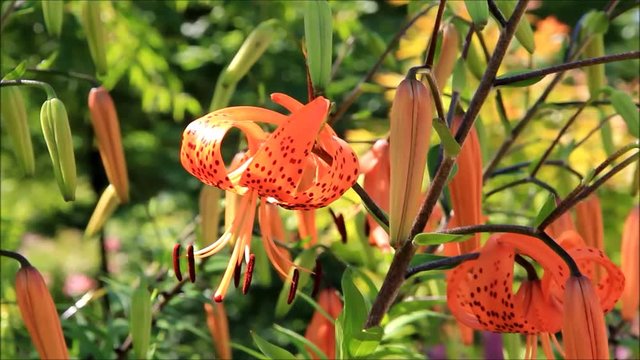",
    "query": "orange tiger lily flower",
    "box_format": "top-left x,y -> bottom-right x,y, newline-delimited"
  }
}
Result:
304,288 -> 343,359
204,301 -> 232,359
575,194 -> 604,251
621,206 -> 639,321
180,93 -> 358,301
447,232 -> 624,353
447,116 -> 483,253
